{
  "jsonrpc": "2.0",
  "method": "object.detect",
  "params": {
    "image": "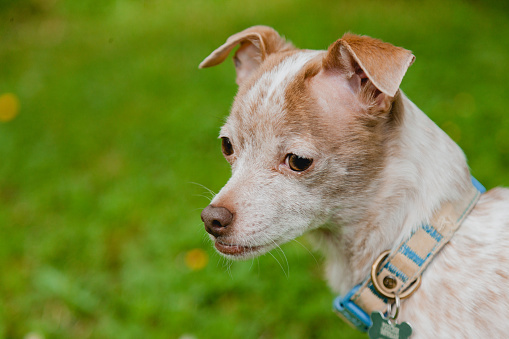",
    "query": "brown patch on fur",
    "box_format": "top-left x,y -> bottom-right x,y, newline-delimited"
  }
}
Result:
327,93 -> 406,268
247,26 -> 295,58
235,50 -> 301,100
496,269 -> 508,280
282,52 -> 407,209
317,90 -> 405,274
321,33 -> 414,116
324,34 -> 415,97
386,91 -> 405,127
272,50 -> 411,258
200,25 -> 295,85
225,50 -> 304,153
200,25 -> 294,68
